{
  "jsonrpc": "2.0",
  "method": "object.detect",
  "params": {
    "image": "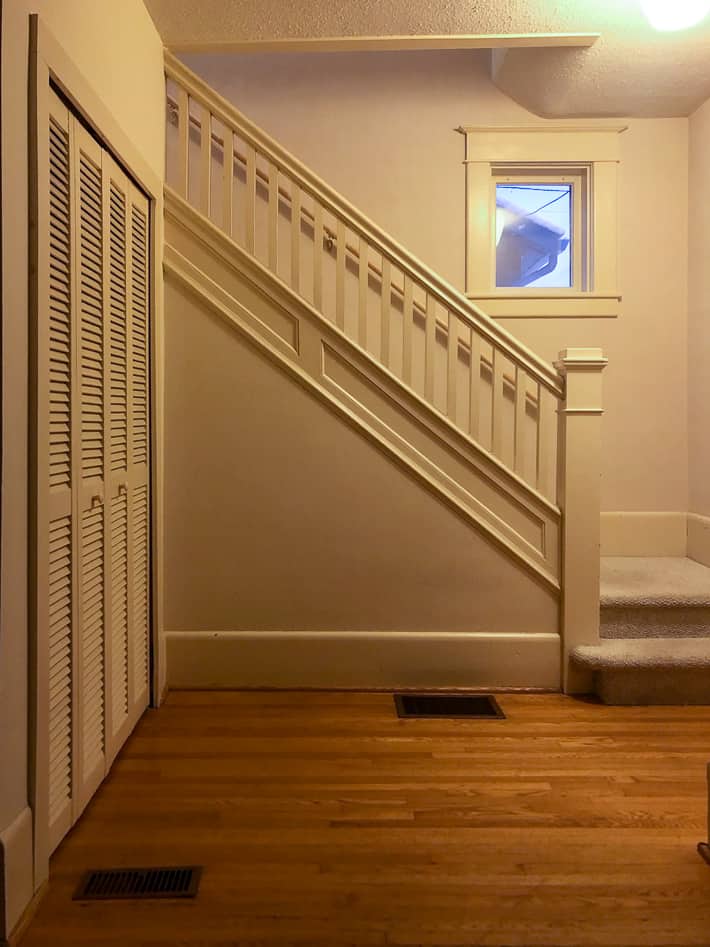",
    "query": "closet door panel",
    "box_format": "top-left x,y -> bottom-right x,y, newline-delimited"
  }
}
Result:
44,92 -> 76,852
128,187 -> 151,712
105,158 -> 133,753
74,124 -> 106,814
